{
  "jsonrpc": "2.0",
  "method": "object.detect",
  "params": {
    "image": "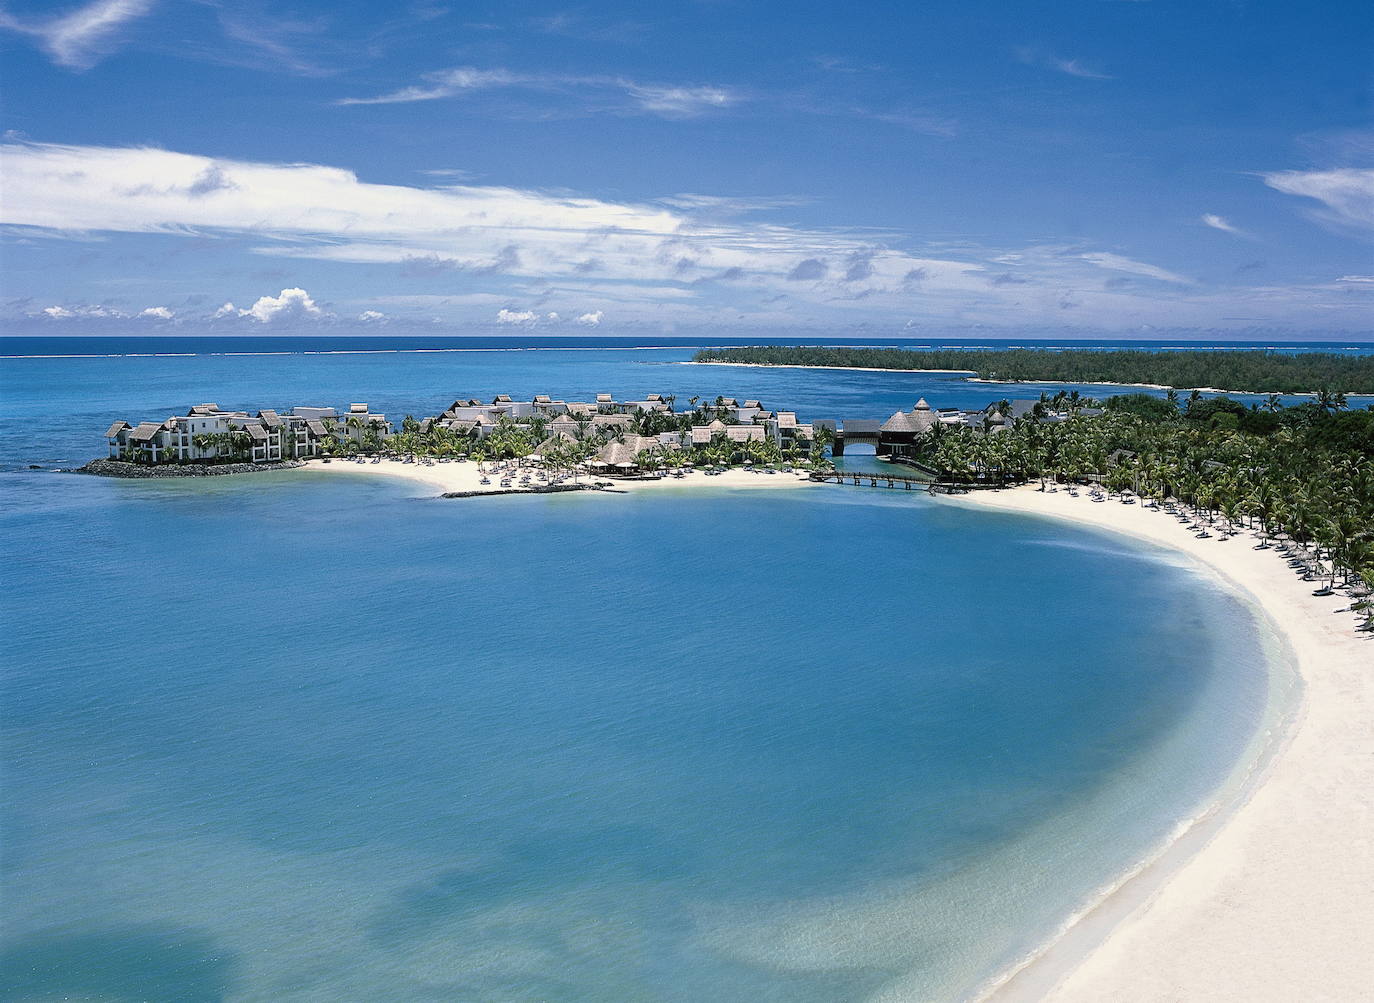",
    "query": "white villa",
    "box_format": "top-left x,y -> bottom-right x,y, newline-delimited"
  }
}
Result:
103,391 -> 818,469
106,403 -> 392,464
